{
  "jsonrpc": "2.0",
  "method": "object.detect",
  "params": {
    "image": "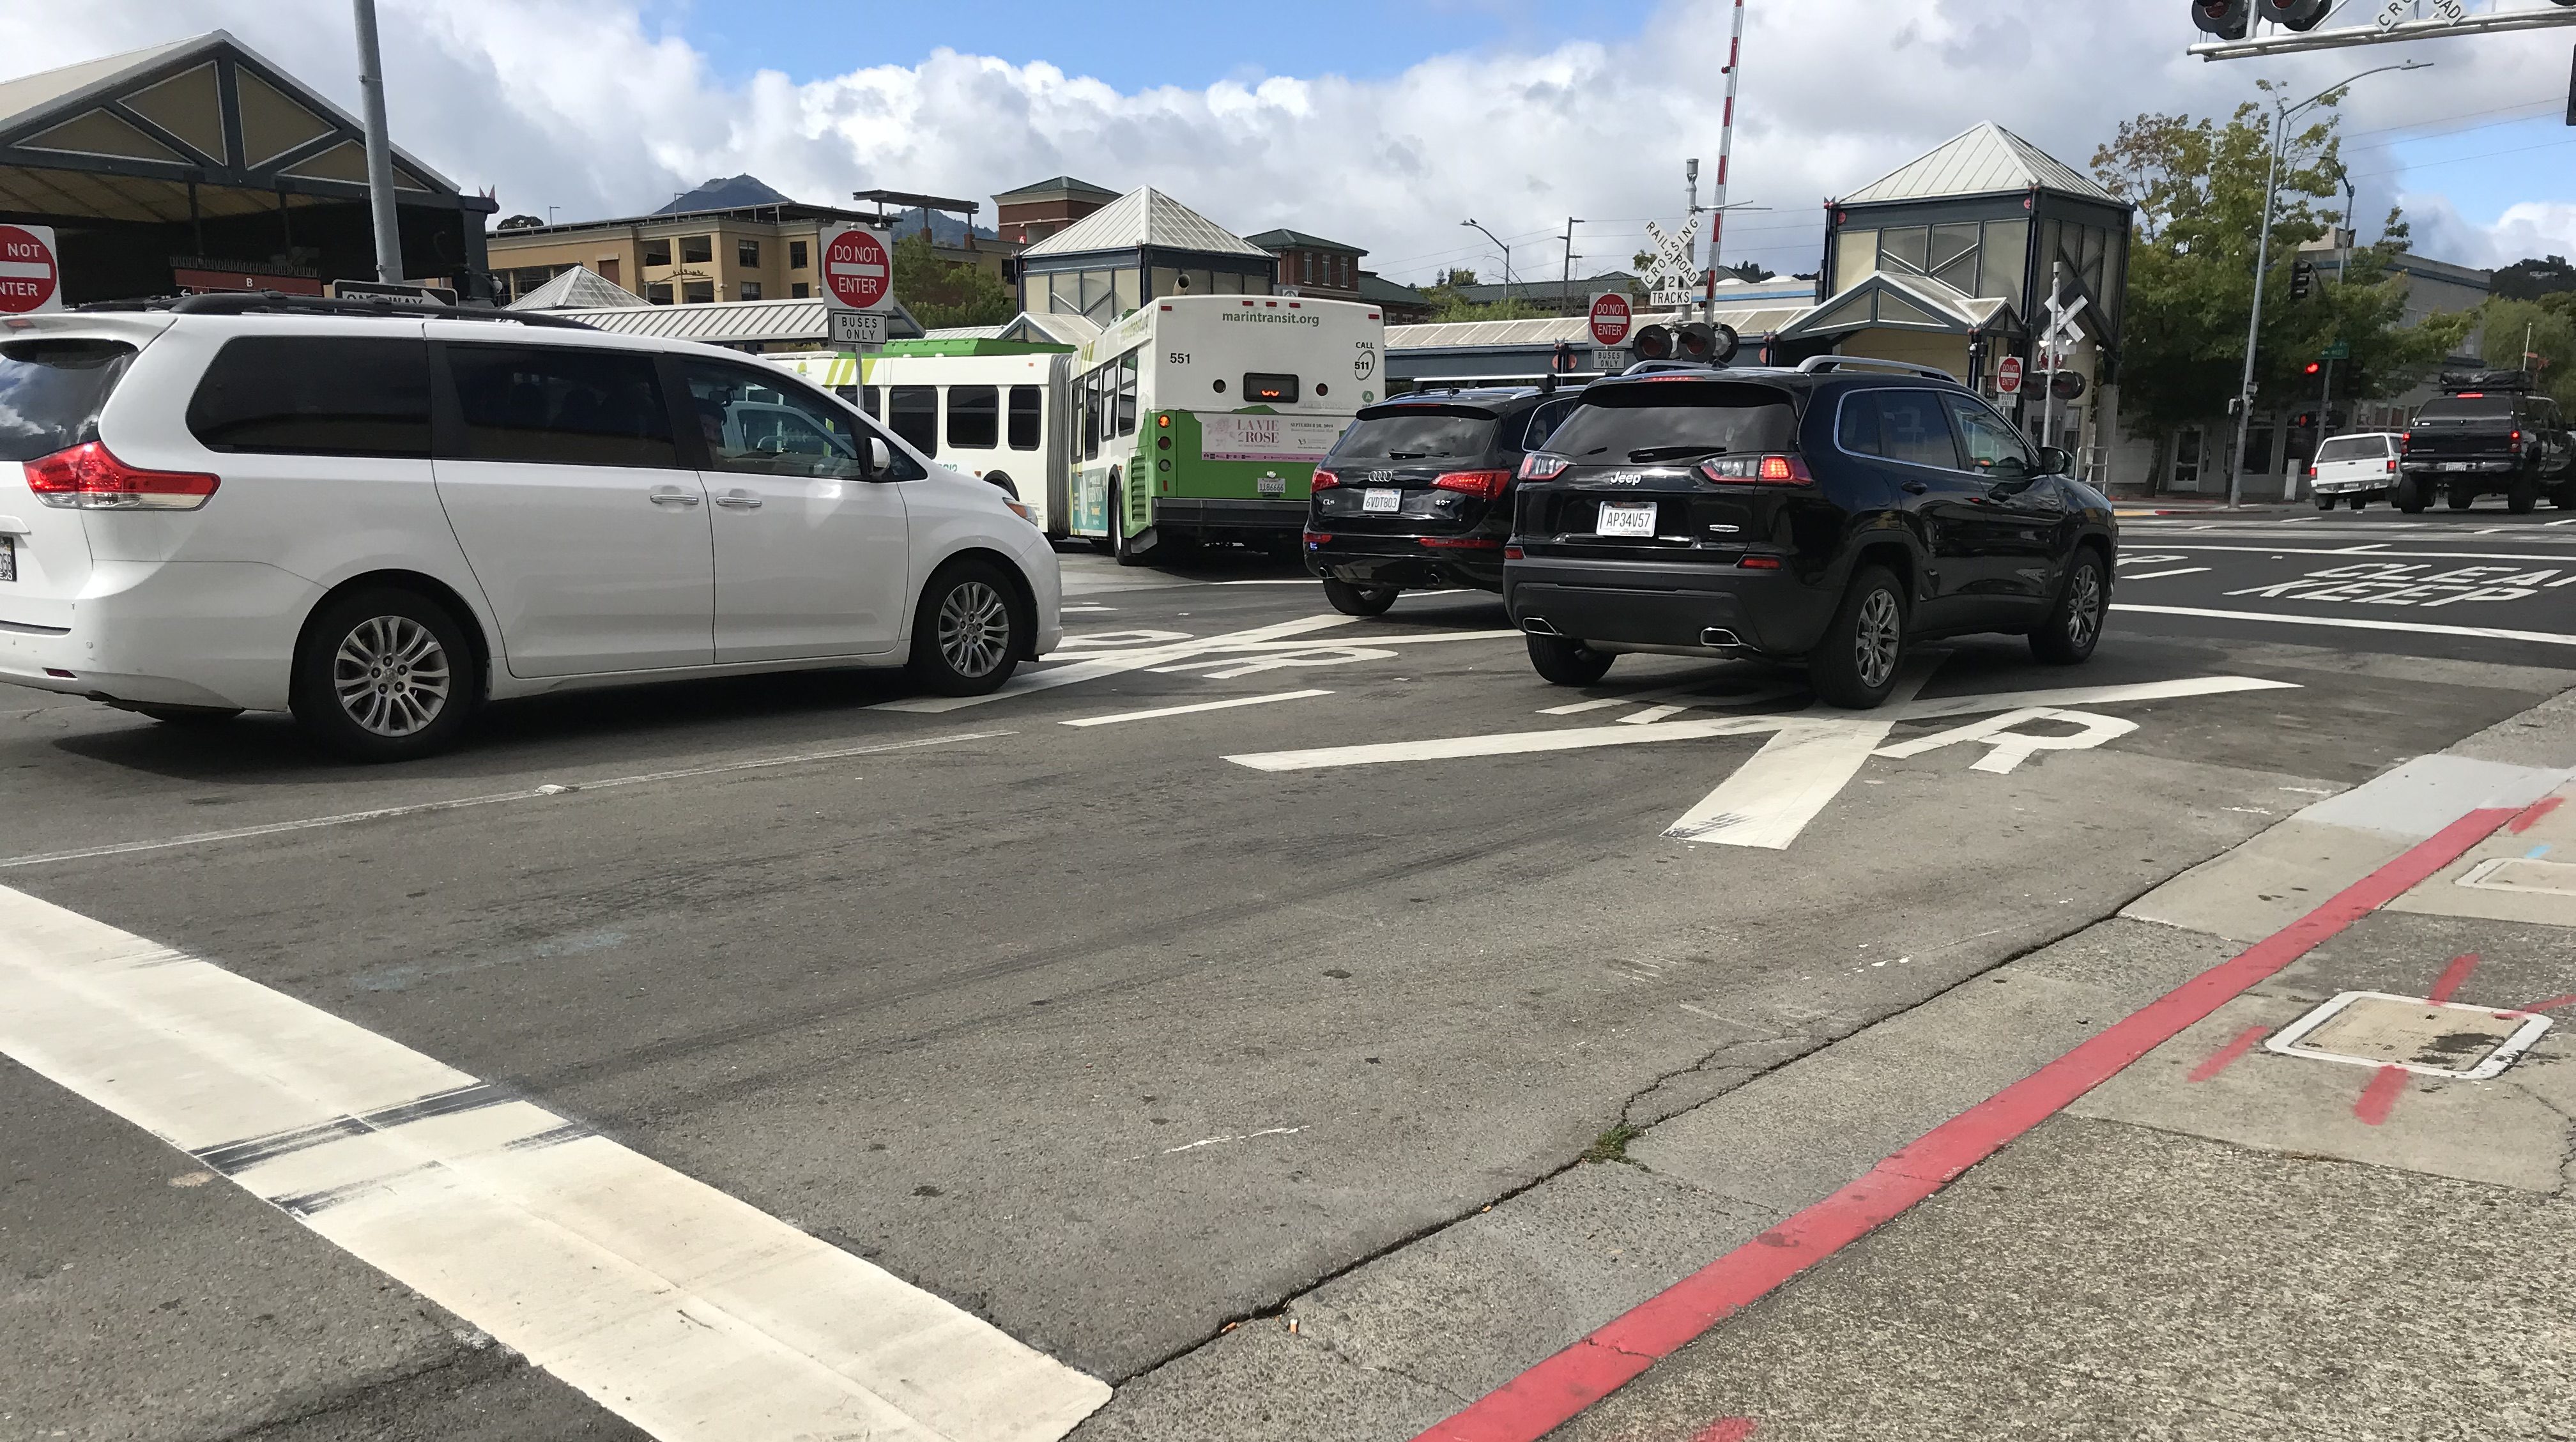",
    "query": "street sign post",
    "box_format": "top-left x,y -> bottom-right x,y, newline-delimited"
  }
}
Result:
327,279 -> 456,307
822,224 -> 893,312
1996,355 -> 2024,396
0,224 -> 62,314
1588,291 -> 1633,348
828,309 -> 887,349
